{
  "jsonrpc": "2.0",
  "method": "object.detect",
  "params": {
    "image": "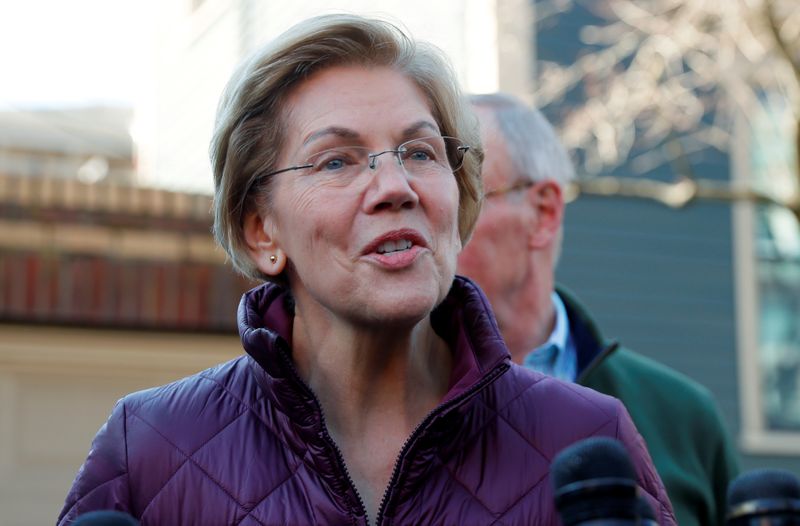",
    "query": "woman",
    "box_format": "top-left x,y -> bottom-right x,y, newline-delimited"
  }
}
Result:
59,15 -> 675,525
